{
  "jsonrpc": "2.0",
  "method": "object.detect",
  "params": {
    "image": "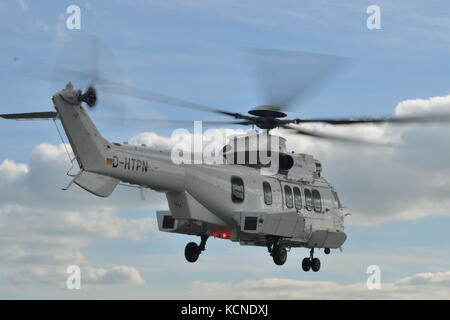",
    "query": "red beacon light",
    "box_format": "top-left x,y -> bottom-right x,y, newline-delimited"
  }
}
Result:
211,231 -> 230,239
220,232 -> 230,239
